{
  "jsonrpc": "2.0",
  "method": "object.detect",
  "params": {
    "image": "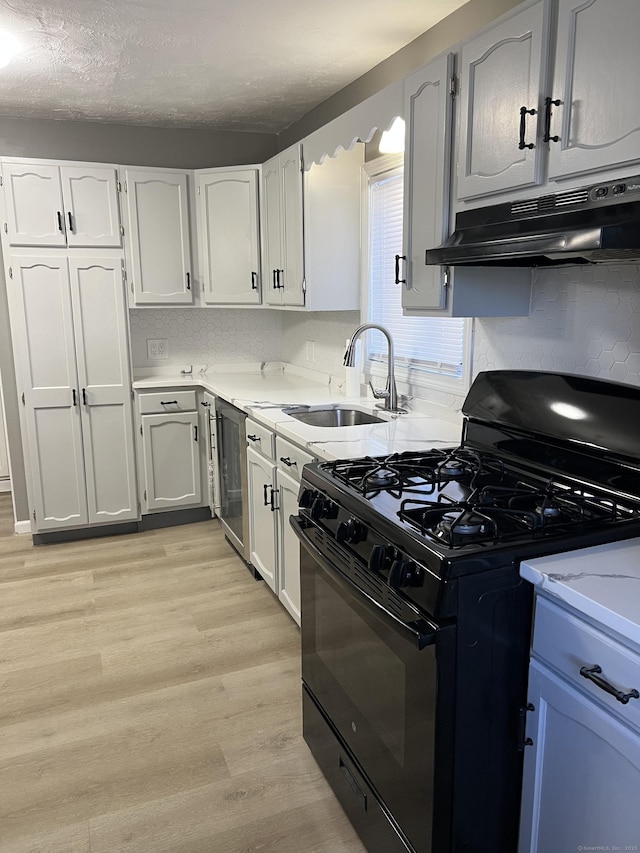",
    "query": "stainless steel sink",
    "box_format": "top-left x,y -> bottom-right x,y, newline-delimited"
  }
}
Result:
282,405 -> 386,427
